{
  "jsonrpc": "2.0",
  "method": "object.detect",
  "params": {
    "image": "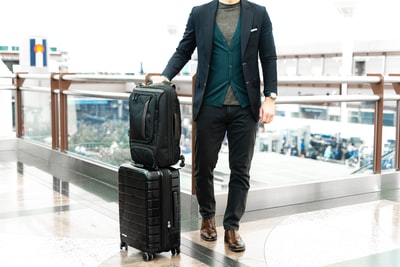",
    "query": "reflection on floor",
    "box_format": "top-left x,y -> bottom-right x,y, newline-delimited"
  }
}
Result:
0,159 -> 400,266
